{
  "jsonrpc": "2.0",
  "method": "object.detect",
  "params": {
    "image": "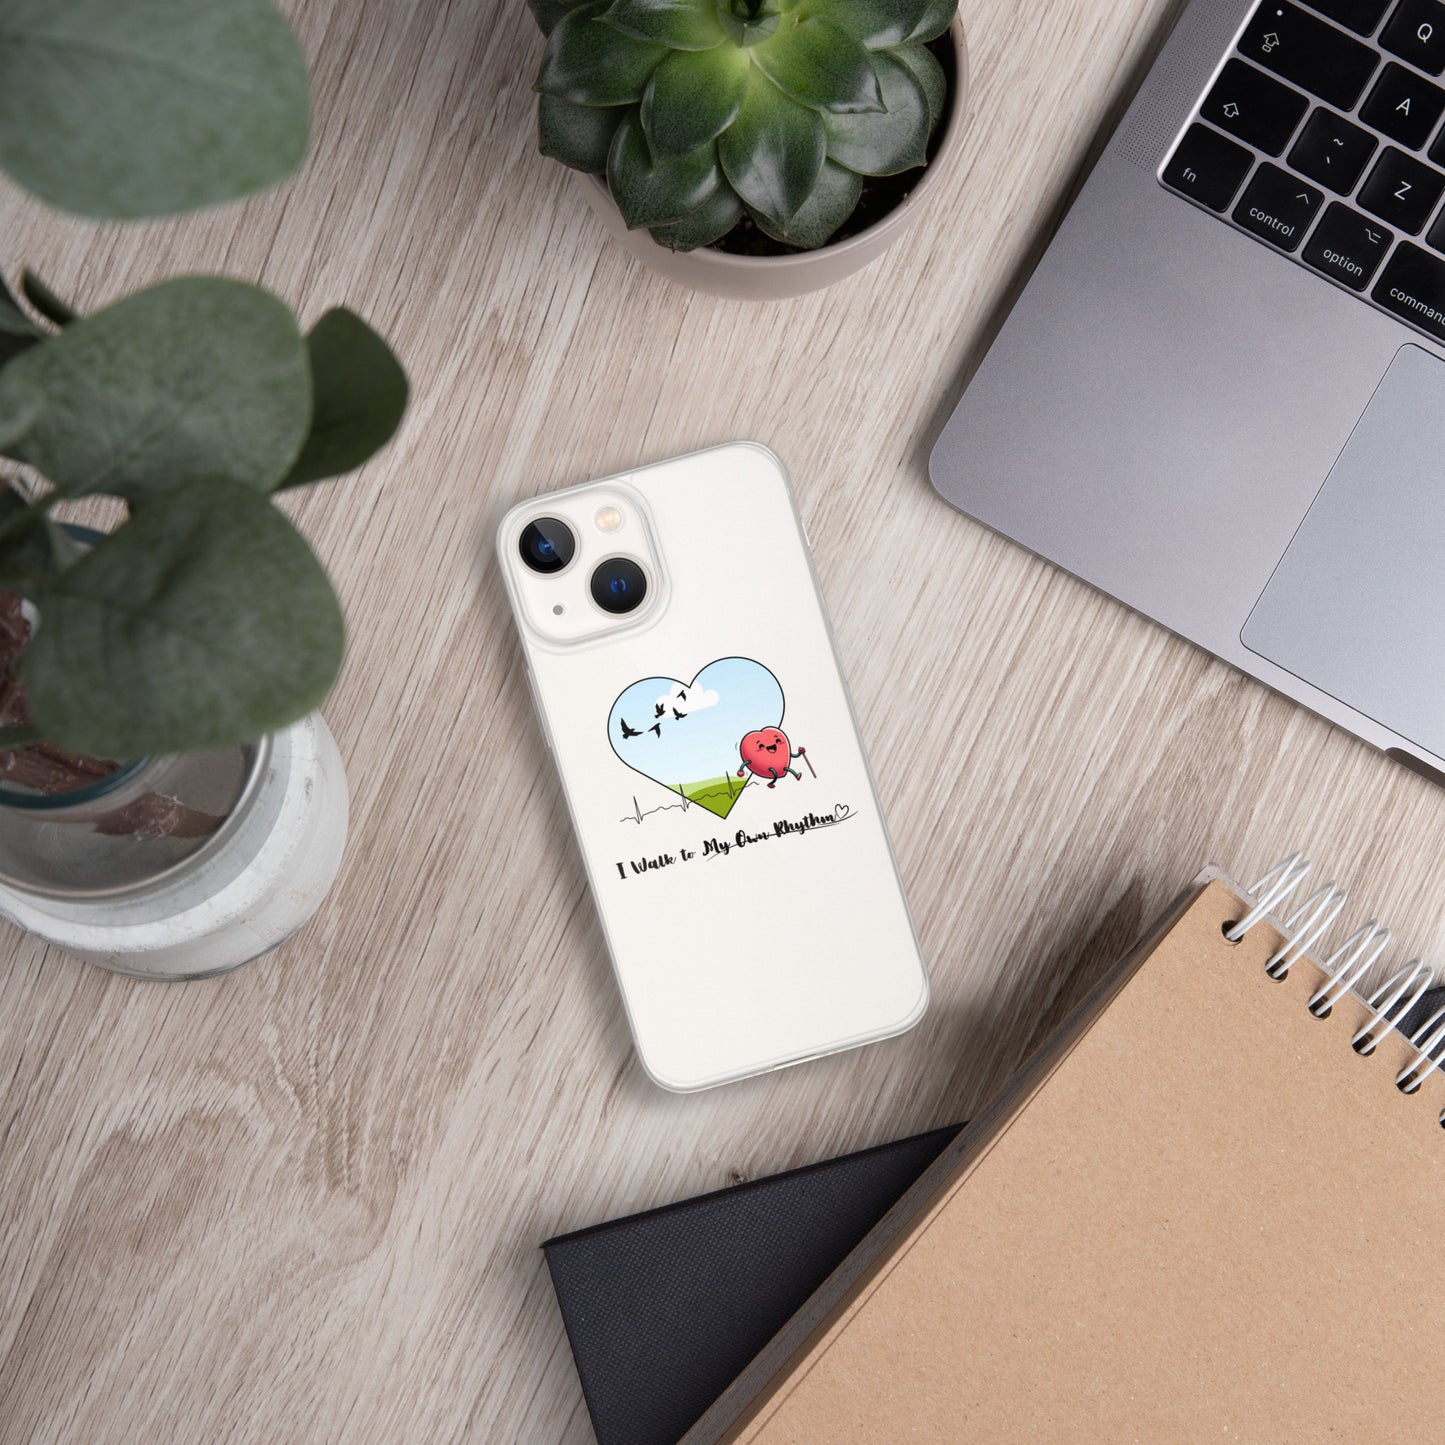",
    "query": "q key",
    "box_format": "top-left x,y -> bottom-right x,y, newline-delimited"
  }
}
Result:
1382,0 -> 1445,76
